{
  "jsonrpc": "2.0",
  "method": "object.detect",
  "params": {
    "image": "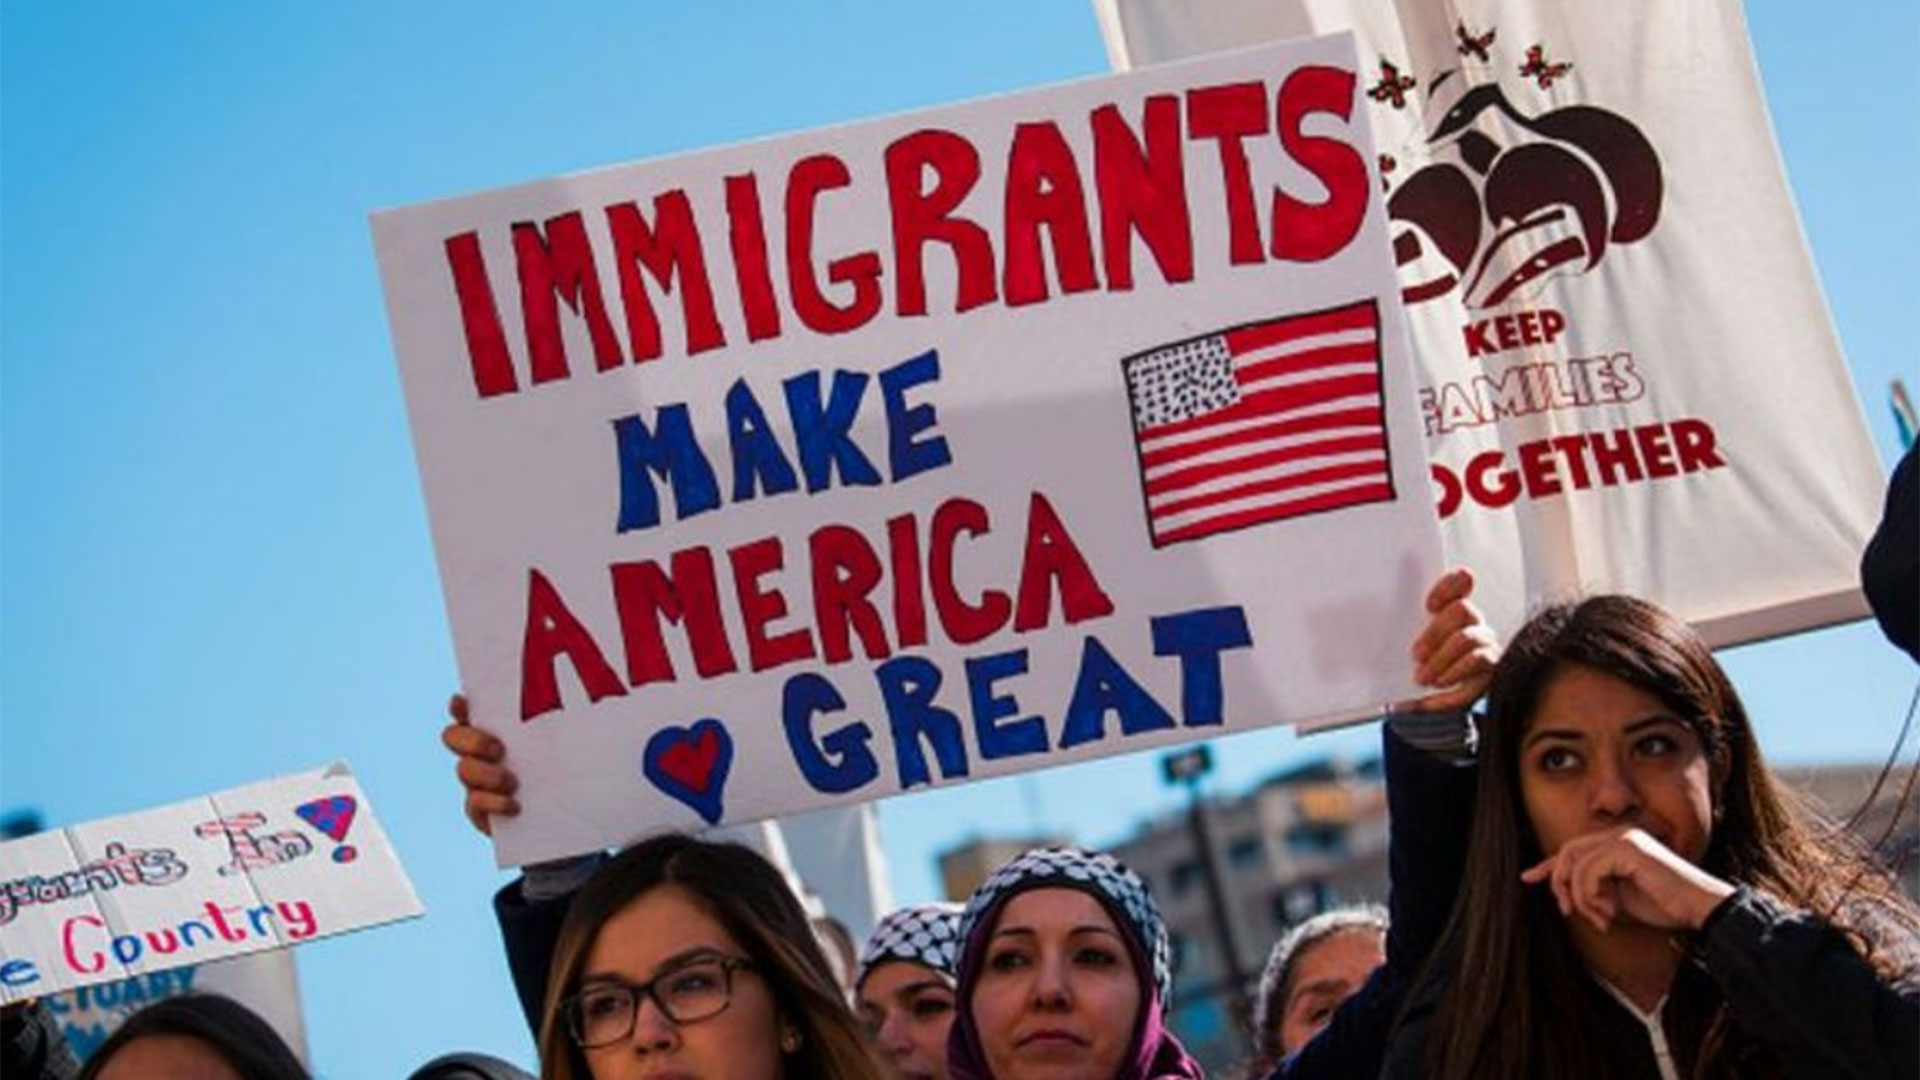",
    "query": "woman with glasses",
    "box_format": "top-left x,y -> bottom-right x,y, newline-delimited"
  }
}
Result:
539,832 -> 891,1080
